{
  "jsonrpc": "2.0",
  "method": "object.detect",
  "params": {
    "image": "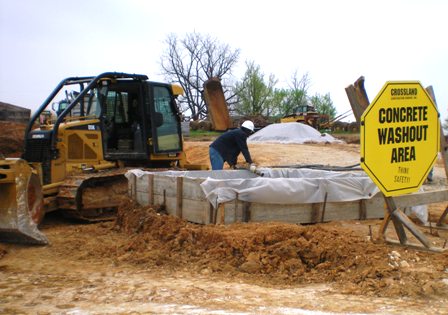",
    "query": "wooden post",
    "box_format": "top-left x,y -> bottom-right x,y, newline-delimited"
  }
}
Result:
218,203 -> 225,224
378,211 -> 391,241
234,193 -> 239,223
242,201 -> 251,222
320,192 -> 328,223
382,195 -> 434,249
383,196 -> 408,245
311,203 -> 320,223
436,206 -> 448,227
208,203 -> 214,224
147,174 -> 154,205
176,176 -> 183,219
359,199 -> 367,220
130,174 -> 137,199
212,198 -> 218,224
425,86 -> 448,179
